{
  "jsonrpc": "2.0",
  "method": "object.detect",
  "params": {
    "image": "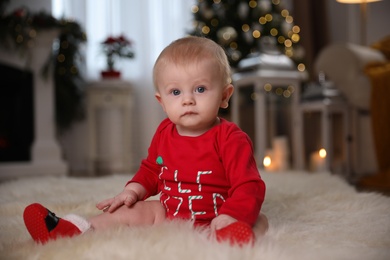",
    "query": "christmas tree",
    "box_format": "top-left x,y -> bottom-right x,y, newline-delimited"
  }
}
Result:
190,0 -> 305,70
